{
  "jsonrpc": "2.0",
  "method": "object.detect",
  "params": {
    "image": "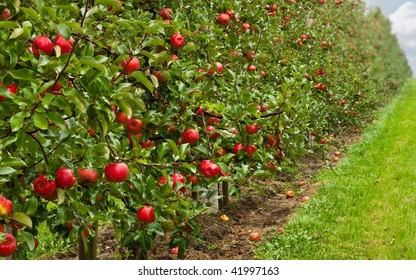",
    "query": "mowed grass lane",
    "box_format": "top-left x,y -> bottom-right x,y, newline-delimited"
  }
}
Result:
257,79 -> 416,259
